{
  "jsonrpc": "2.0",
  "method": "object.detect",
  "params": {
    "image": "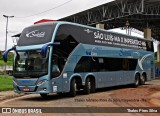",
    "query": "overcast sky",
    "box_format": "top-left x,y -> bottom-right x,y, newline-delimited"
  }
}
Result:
0,0 -> 157,51
0,0 -> 116,51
